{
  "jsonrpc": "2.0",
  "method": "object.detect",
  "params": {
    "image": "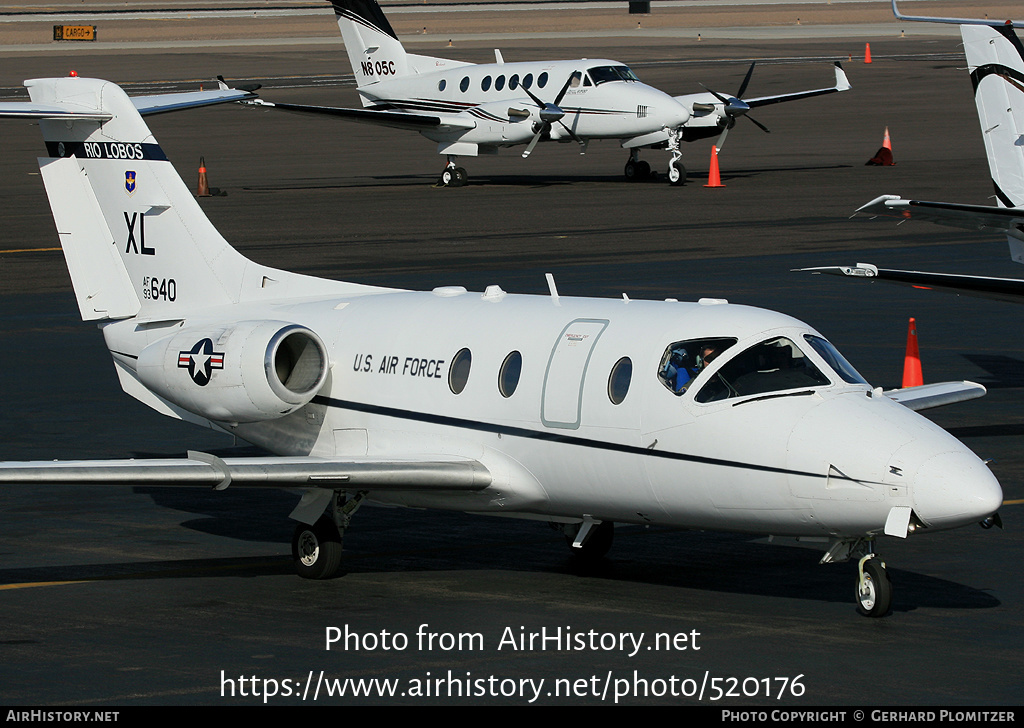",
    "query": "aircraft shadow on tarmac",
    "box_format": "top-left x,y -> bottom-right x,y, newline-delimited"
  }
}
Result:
0,485 -> 1000,615
961,354 -> 1024,389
